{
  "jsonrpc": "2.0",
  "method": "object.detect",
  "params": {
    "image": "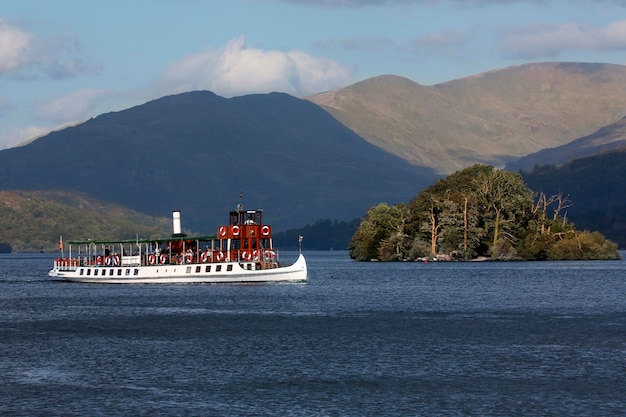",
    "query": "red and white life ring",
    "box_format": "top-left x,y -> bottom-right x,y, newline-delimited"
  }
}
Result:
201,252 -> 209,262
232,225 -> 240,237
159,254 -> 167,264
113,255 -> 120,266
105,256 -> 112,266
219,226 -> 227,237
148,254 -> 156,265
242,251 -> 251,261
185,253 -> 193,263
96,256 -> 103,266
216,251 -> 224,261
261,225 -> 270,236
252,249 -> 259,261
